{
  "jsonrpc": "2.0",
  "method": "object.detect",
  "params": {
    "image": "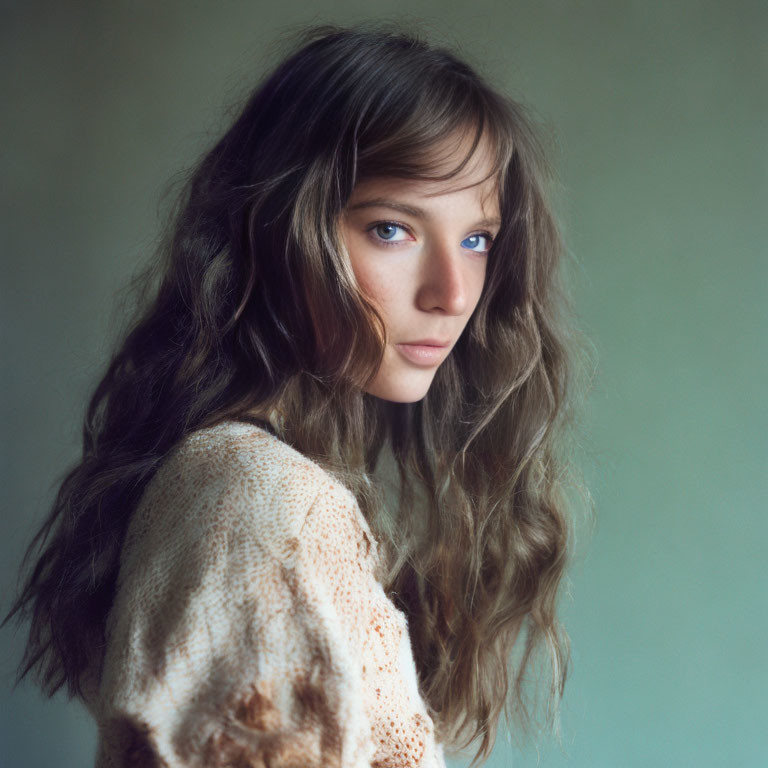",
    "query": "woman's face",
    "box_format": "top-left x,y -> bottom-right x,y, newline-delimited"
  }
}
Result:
340,140 -> 500,403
